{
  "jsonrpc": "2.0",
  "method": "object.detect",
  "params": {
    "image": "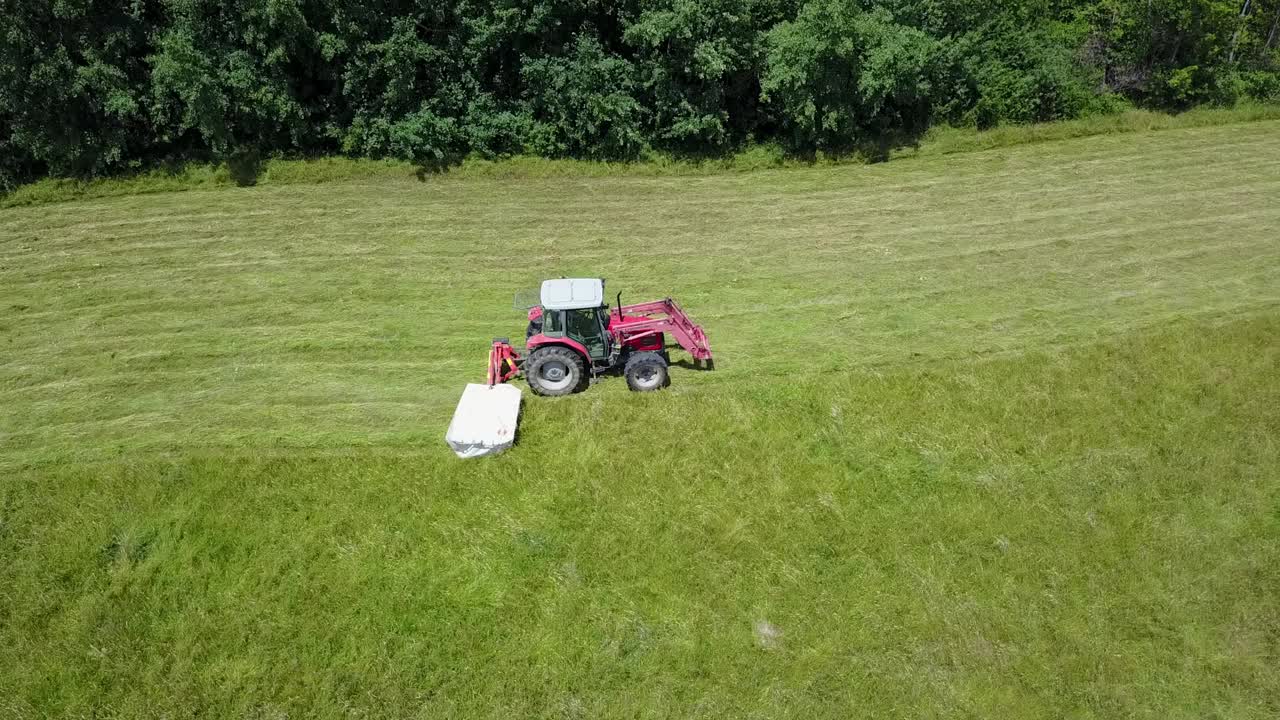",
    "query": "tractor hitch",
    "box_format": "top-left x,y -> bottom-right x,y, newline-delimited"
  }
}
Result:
487,339 -> 522,386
